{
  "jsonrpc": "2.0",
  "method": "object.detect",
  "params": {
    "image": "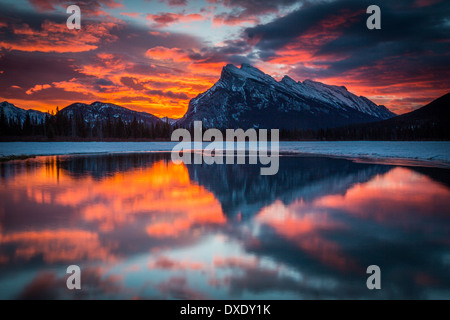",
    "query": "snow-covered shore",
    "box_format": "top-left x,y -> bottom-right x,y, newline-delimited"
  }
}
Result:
0,141 -> 449,167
